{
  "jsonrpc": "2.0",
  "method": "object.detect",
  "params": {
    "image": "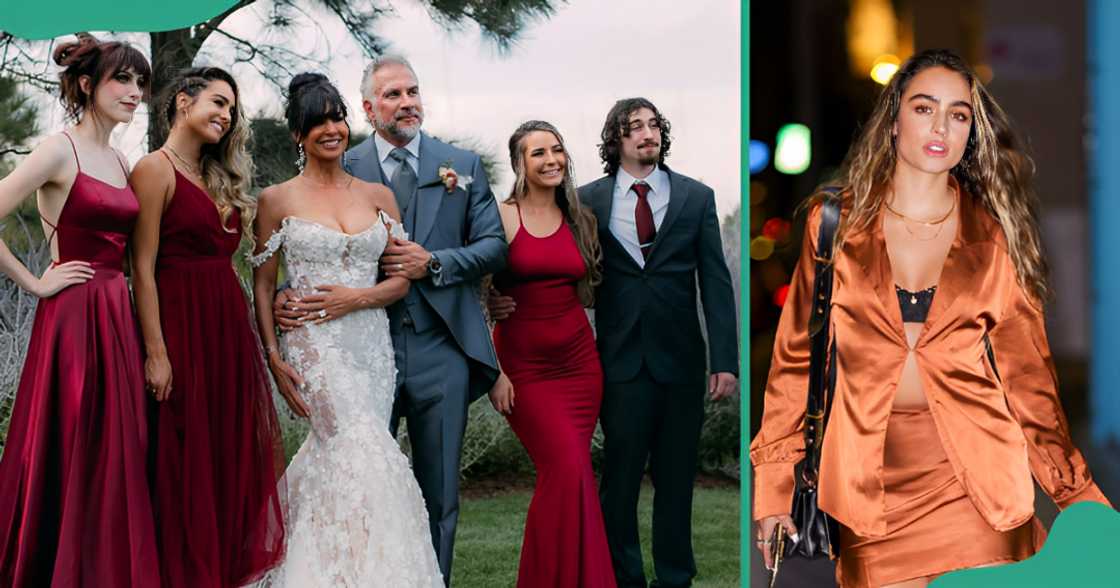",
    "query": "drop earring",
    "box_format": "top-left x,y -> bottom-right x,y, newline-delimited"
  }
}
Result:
296,144 -> 306,172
